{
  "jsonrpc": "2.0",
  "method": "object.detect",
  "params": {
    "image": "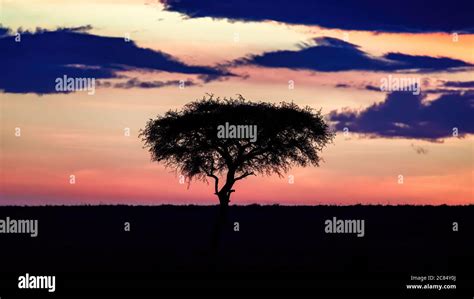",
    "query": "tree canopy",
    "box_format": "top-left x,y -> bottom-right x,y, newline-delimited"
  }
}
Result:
140,94 -> 334,206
